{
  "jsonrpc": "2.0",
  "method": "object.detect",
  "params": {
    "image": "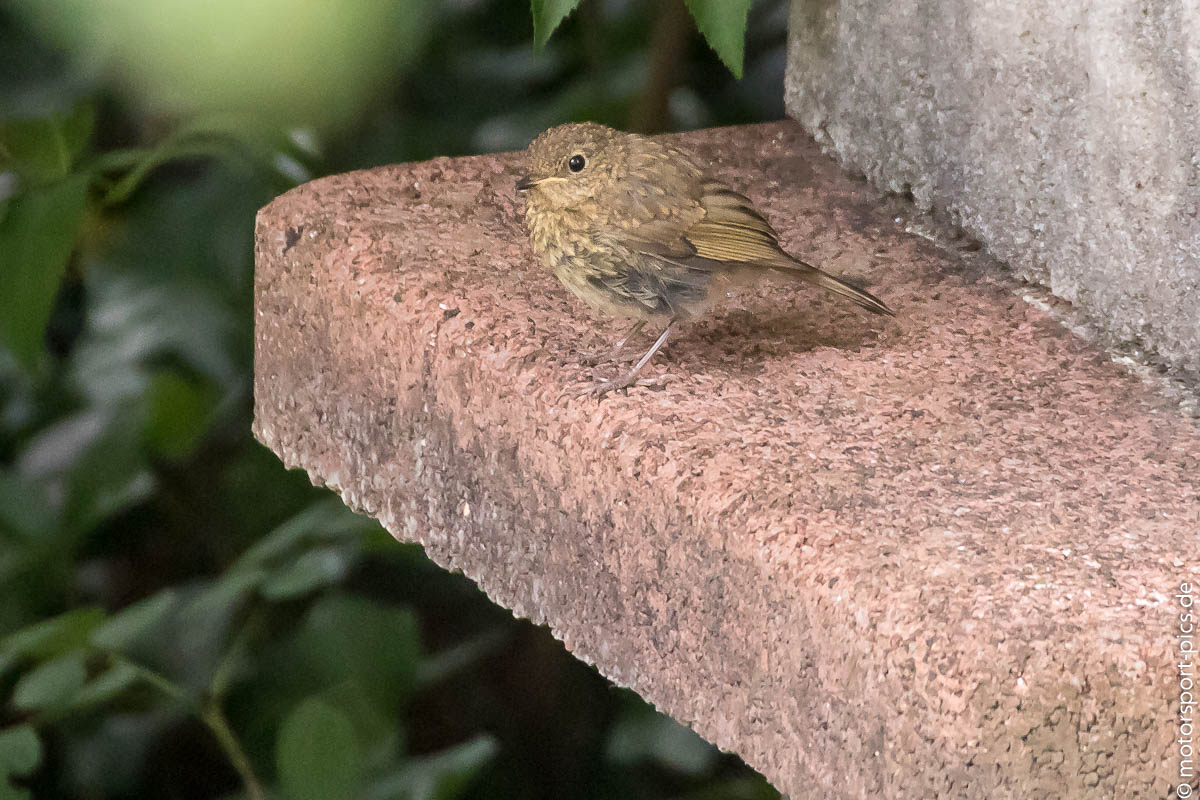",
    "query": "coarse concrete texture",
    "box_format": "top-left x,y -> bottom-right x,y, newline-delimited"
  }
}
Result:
785,0 -> 1200,381
252,123 -> 1200,799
